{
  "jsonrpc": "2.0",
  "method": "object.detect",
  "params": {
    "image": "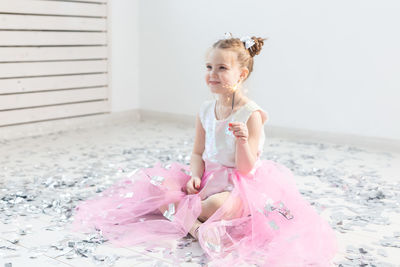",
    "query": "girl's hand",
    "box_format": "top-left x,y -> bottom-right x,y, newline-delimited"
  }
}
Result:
186,176 -> 201,194
228,122 -> 248,144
